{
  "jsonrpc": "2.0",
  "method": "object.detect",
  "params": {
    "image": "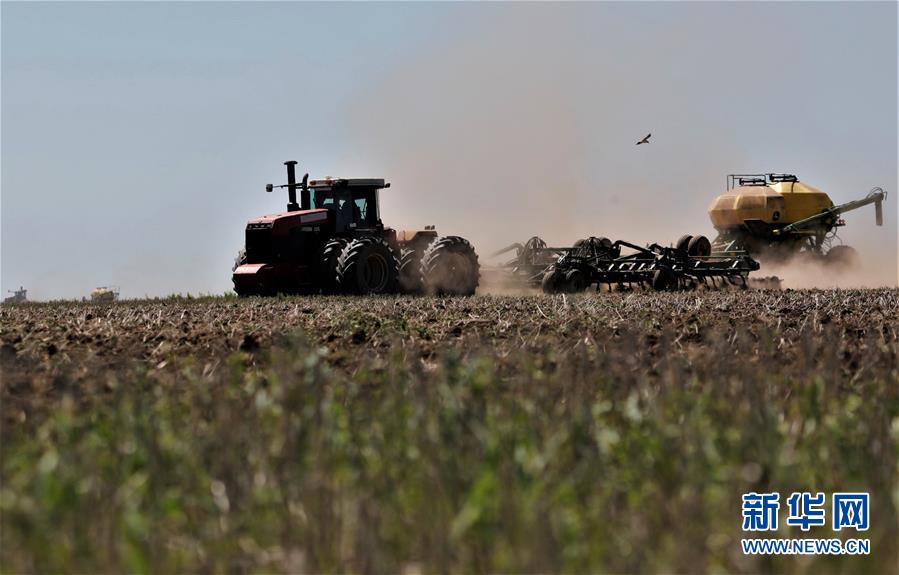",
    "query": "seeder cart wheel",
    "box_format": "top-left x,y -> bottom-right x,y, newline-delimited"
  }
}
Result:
825,245 -> 859,270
